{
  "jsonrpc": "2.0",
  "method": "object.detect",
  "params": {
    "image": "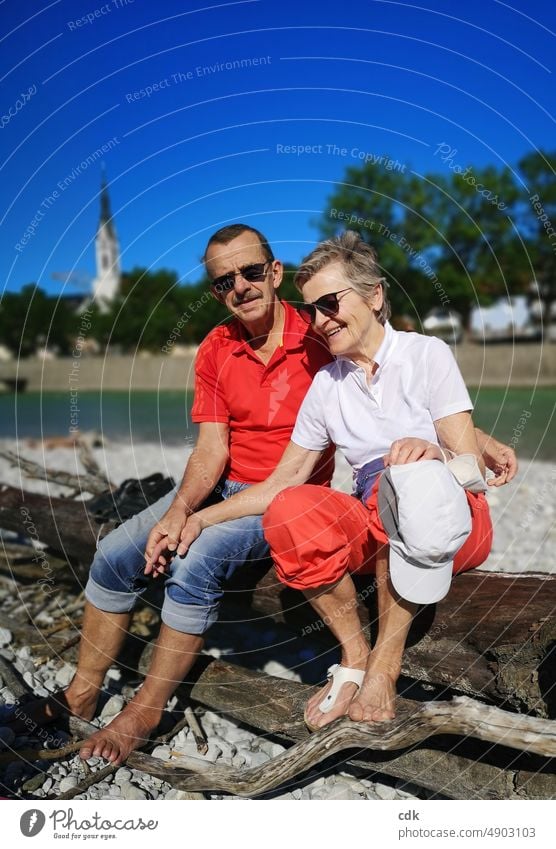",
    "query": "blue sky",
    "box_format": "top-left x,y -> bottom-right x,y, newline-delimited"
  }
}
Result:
1,0 -> 554,295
